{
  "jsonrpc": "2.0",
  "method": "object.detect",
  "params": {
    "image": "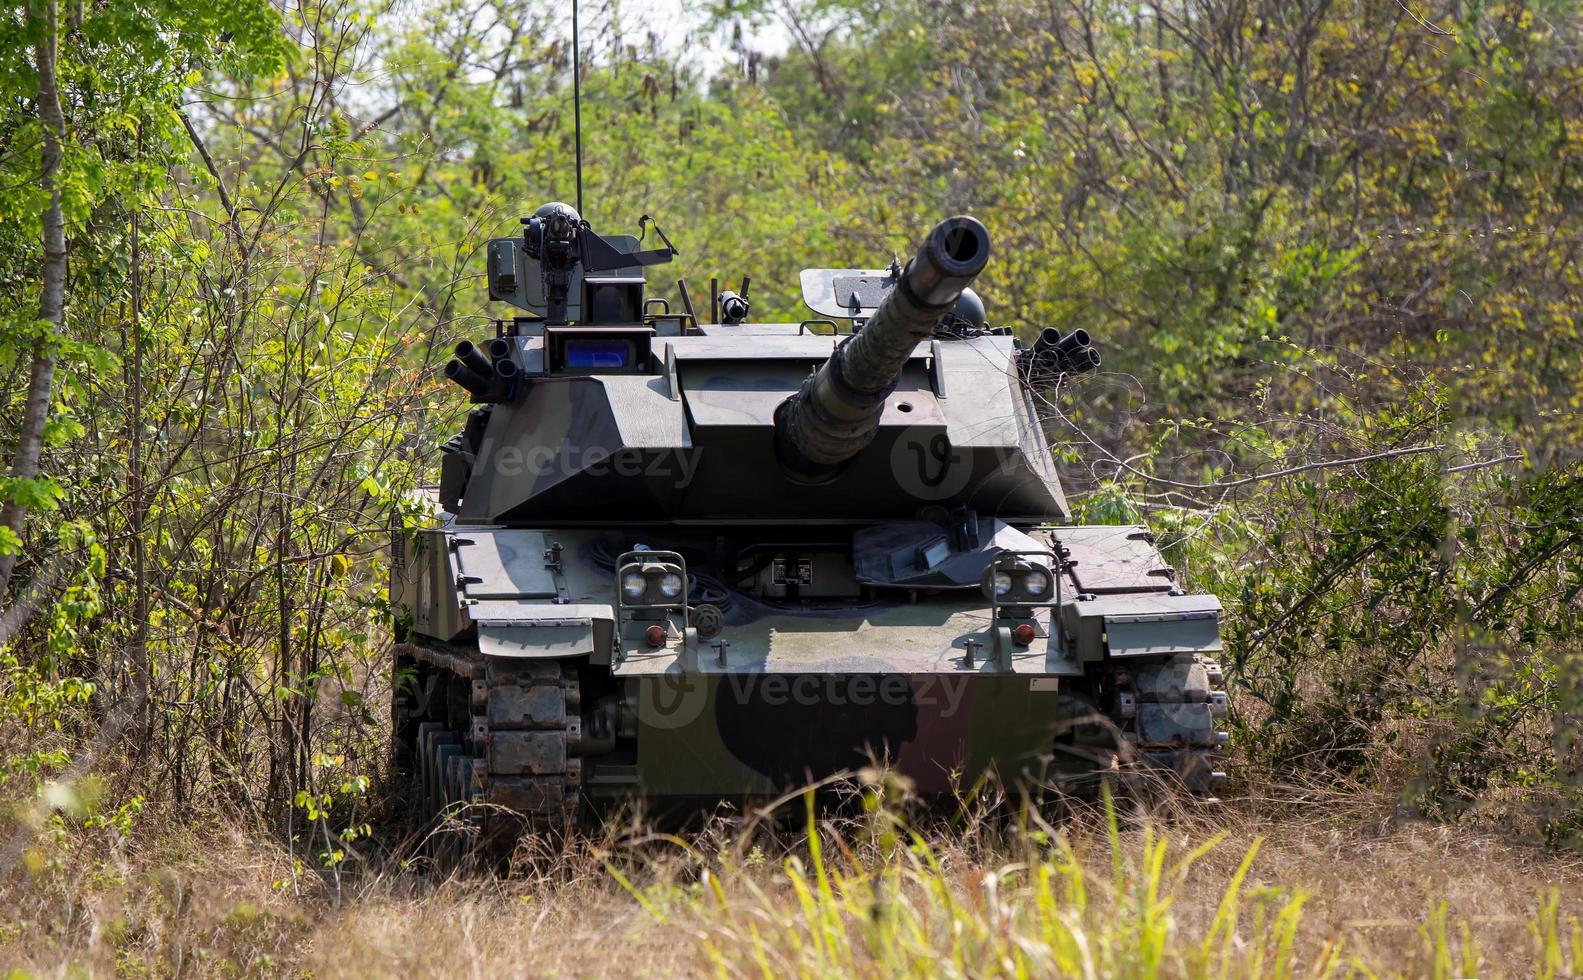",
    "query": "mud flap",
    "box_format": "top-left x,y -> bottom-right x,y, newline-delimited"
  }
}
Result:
477,624 -> 595,659
1062,593 -> 1223,660
1106,615 -> 1221,658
